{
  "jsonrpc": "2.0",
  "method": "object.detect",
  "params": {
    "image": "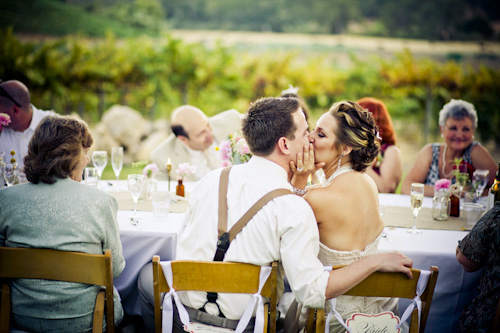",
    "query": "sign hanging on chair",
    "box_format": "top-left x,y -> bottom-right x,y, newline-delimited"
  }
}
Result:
345,311 -> 401,333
